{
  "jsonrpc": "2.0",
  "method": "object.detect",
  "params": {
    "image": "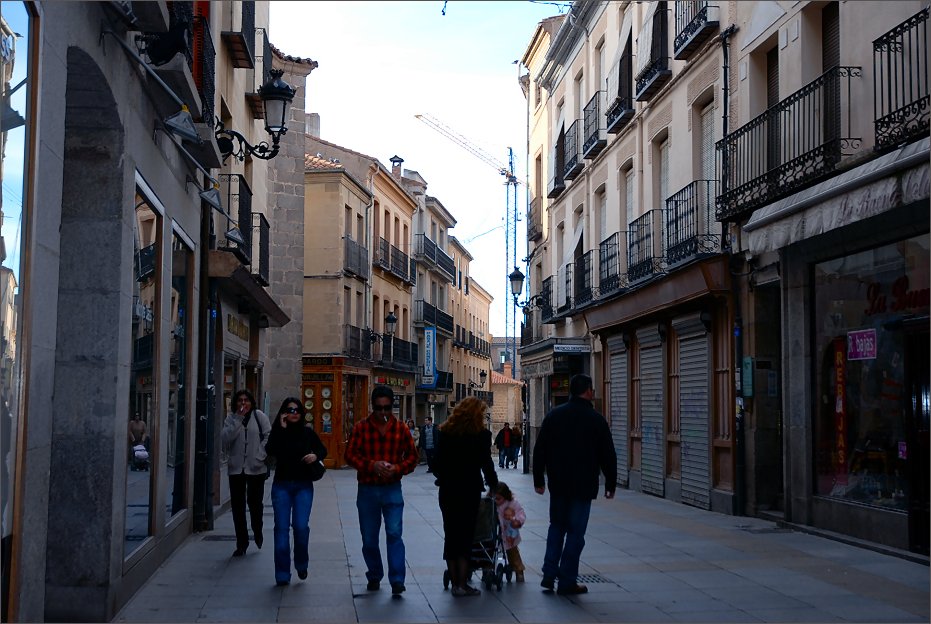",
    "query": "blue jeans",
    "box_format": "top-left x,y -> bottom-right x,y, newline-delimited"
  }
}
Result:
357,482 -> 405,585
271,480 -> 314,583
542,494 -> 592,587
